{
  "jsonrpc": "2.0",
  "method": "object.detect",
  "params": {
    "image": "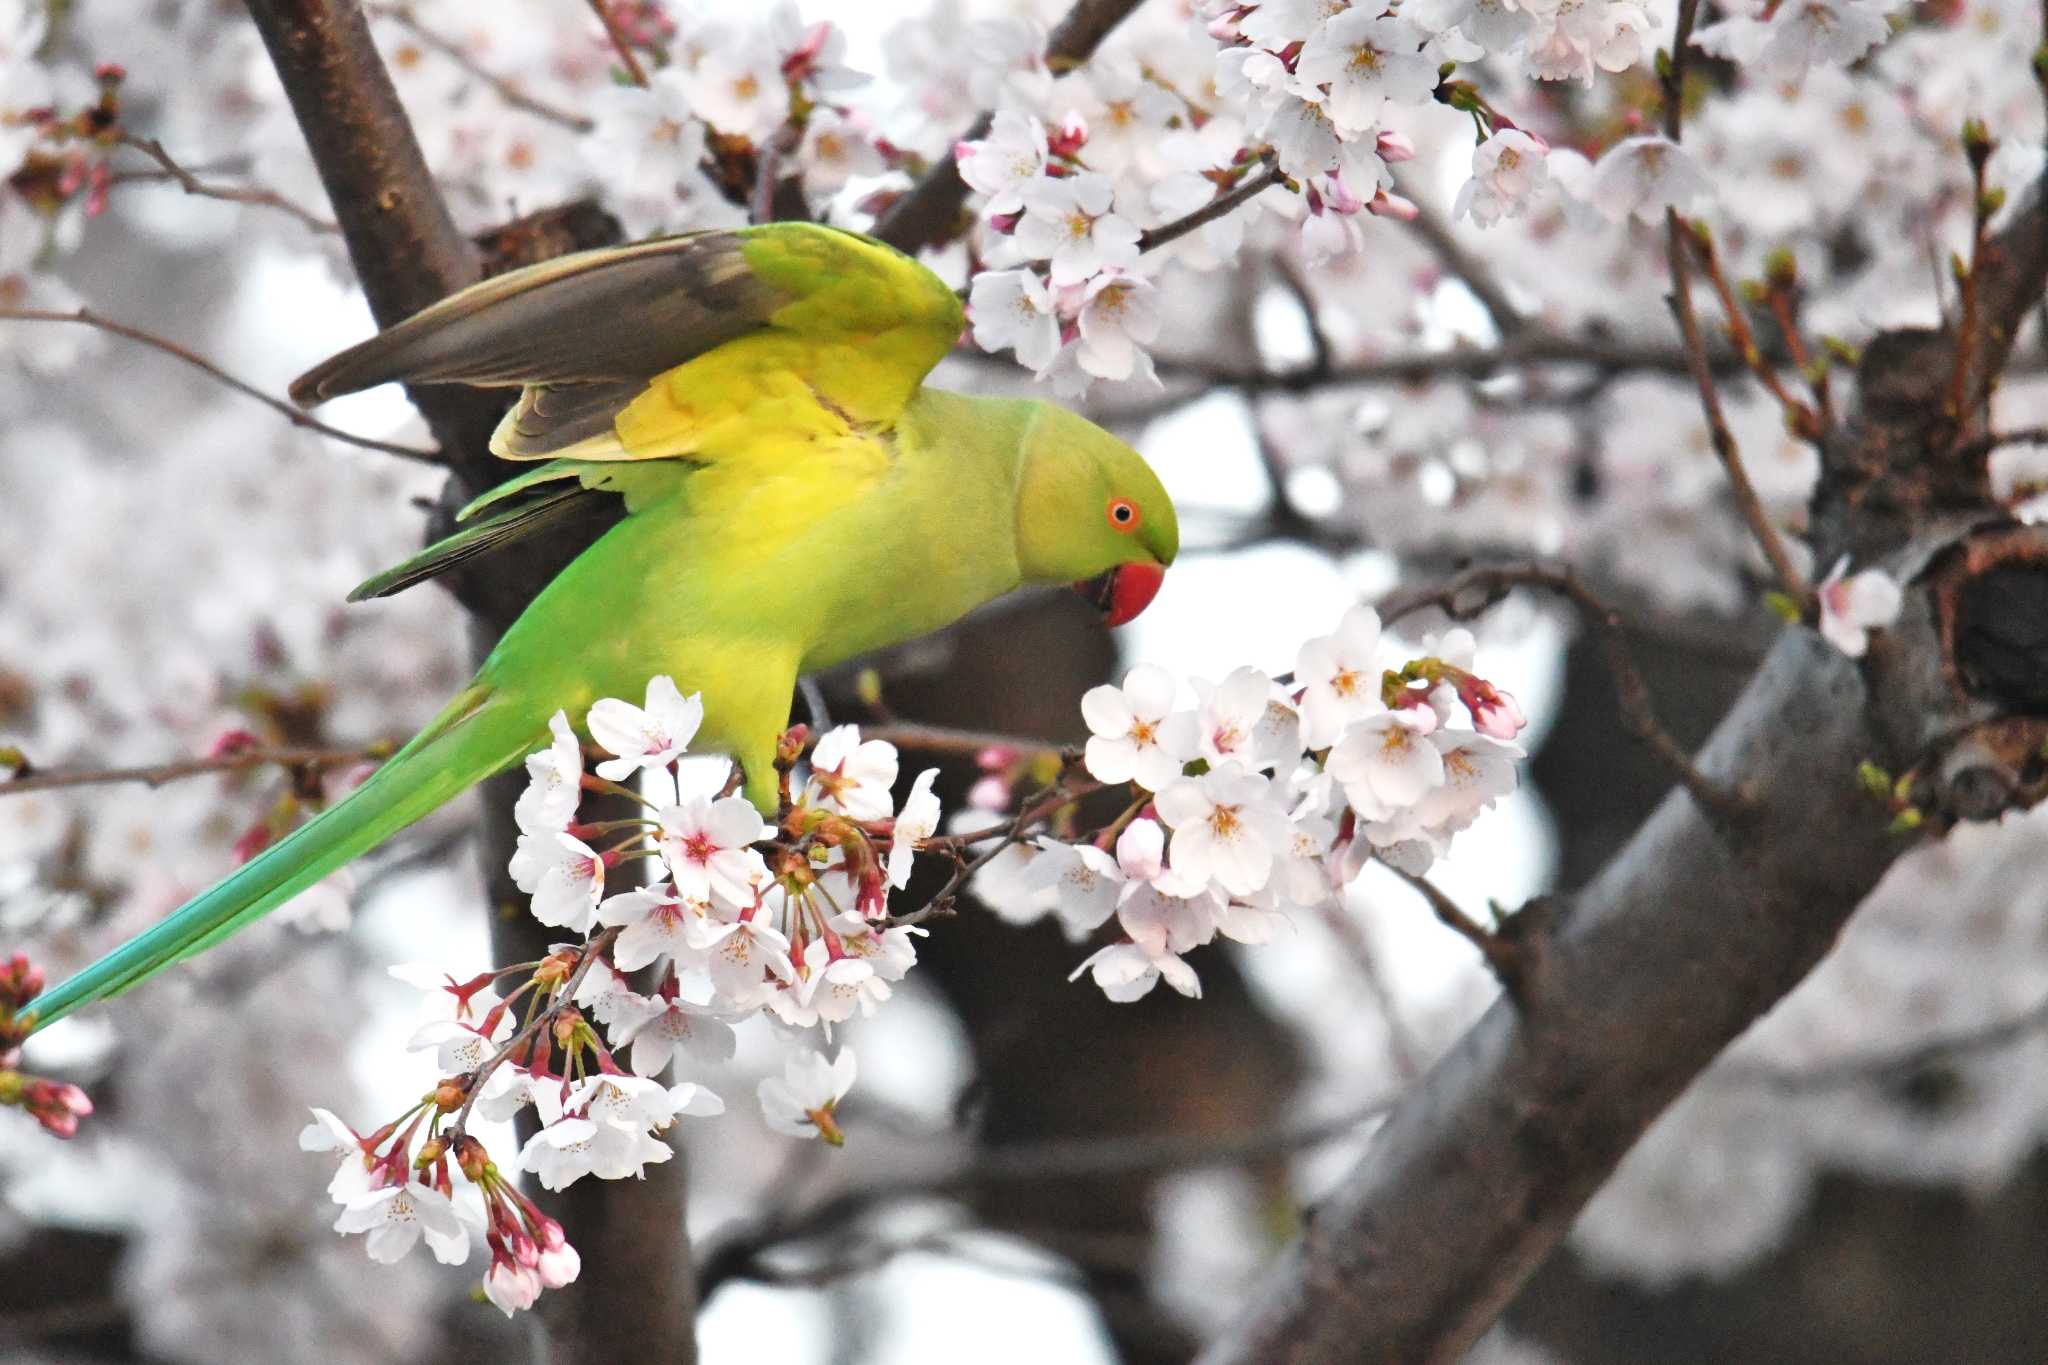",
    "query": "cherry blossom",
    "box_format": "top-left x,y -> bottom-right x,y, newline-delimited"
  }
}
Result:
508,829 -> 605,933
658,794 -> 770,904
1013,172 -> 1141,287
805,724 -> 900,821
970,268 -> 1062,372
1153,763 -> 1291,898
1816,558 -> 1903,658
1074,272 -> 1162,384
333,1183 -> 472,1266
1293,11 -> 1437,131
957,109 -> 1050,215
885,768 -> 942,889
1327,710 -> 1447,820
609,992 -> 737,1077
1589,137 -> 1712,224
514,711 -> 584,835
1455,129 -> 1552,227
586,675 -> 704,781
1081,664 -> 1197,791
1296,606 -> 1389,749
758,1048 -> 857,1145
